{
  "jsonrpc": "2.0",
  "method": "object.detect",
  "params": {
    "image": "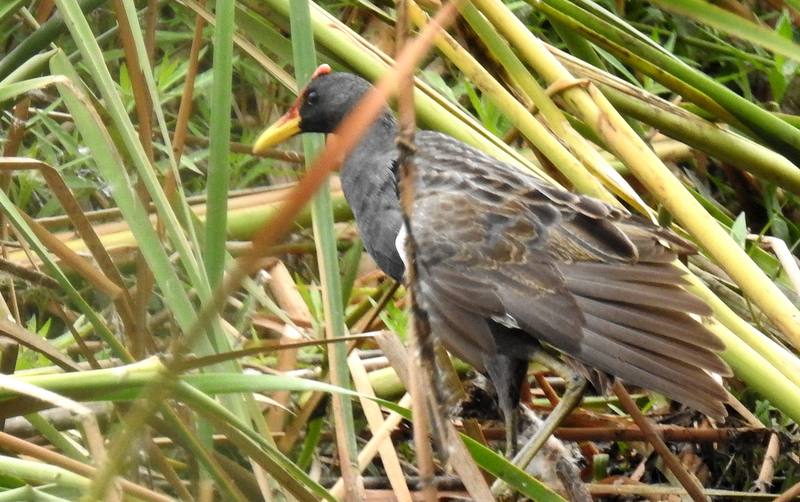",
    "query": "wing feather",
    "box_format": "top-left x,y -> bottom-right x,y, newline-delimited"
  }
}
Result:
406,131 -> 728,418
